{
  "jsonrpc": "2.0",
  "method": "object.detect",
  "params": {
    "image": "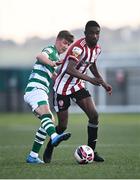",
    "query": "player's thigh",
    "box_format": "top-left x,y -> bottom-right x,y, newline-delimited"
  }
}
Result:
77,96 -> 96,115
72,89 -> 98,119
